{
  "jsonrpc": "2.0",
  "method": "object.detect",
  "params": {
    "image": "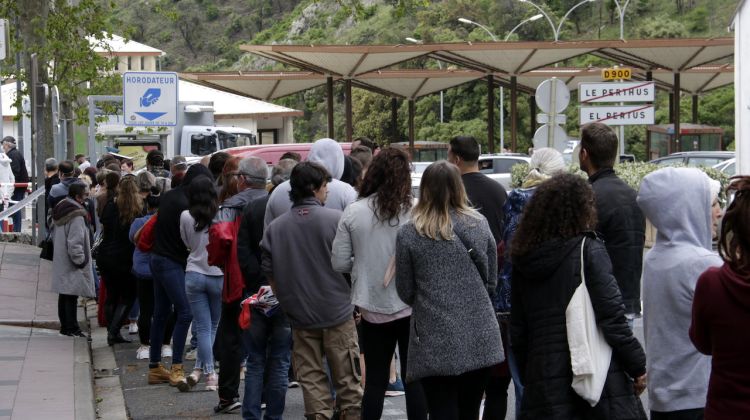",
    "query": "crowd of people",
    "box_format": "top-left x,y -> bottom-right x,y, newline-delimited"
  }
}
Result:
40,123 -> 749,420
